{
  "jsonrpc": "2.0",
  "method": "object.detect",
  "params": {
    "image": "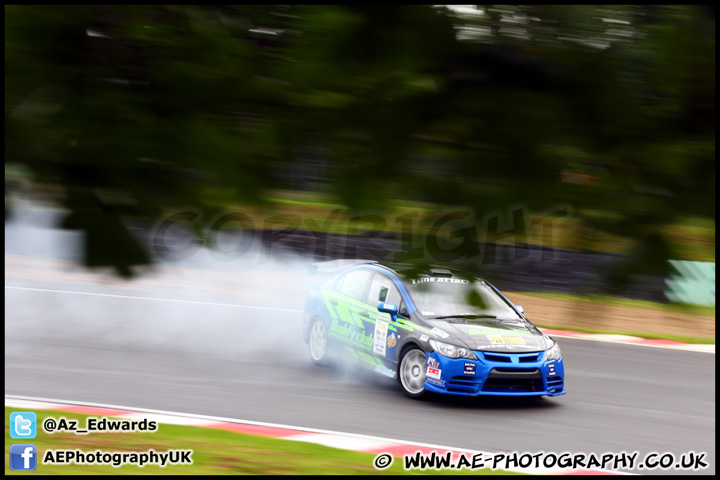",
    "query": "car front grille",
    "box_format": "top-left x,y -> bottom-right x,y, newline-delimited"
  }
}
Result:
482,352 -> 542,363
482,353 -> 512,363
482,377 -> 540,392
476,352 -> 562,394
490,368 -> 540,375
518,354 -> 540,362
